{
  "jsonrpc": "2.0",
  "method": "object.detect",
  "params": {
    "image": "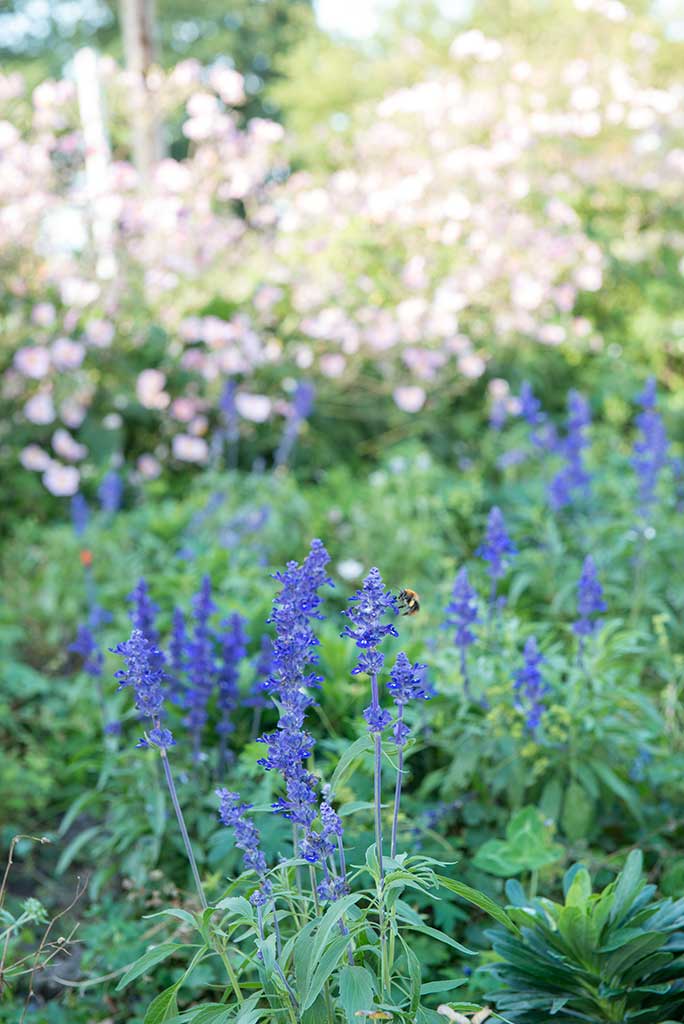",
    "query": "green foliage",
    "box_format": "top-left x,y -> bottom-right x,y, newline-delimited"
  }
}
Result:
486,851 -> 684,1023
